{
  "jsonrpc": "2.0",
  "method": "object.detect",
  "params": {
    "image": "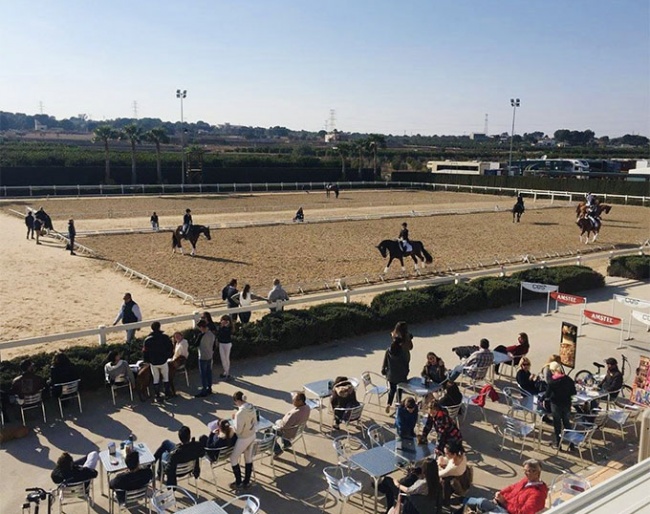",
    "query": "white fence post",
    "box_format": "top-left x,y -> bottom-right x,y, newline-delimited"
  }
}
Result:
344,290 -> 351,304
192,311 -> 201,328
98,325 -> 107,346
